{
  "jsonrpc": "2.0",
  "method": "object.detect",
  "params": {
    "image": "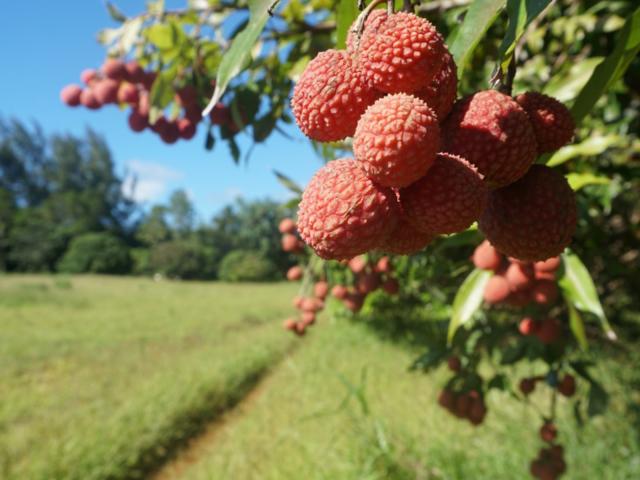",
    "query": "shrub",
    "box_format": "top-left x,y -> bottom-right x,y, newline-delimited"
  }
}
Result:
57,232 -> 131,274
218,250 -> 278,282
148,241 -> 215,279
